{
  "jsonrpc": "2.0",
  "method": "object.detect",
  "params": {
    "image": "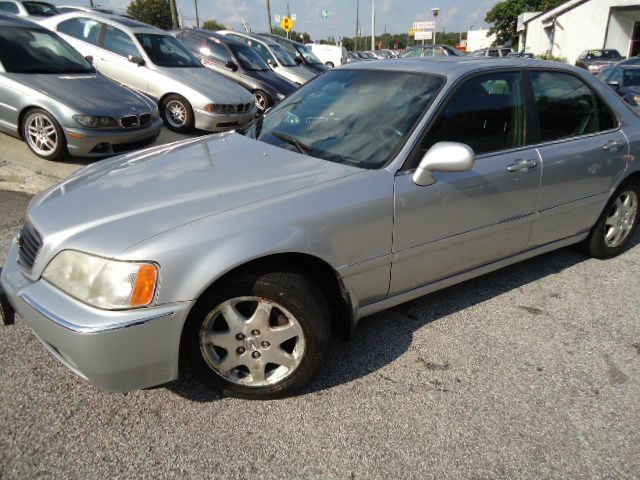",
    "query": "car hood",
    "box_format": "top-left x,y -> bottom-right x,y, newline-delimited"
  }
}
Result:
28,133 -> 362,259
154,66 -> 254,103
249,69 -> 298,94
9,73 -> 152,114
